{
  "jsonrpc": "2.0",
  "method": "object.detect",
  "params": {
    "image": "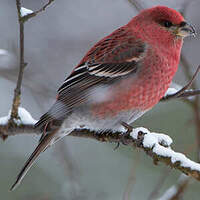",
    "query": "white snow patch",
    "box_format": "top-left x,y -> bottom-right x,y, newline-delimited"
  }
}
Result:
159,185 -> 177,200
164,88 -> 178,97
153,144 -> 200,171
0,49 -> 8,56
164,87 -> 195,100
0,107 -> 37,125
130,127 -> 200,172
0,116 -> 9,125
130,127 -> 150,139
131,127 -> 172,148
20,7 -> 34,17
